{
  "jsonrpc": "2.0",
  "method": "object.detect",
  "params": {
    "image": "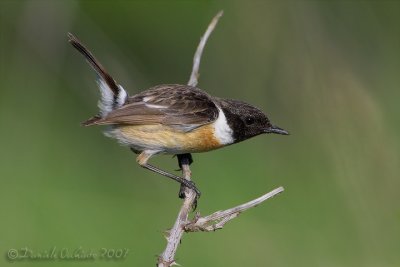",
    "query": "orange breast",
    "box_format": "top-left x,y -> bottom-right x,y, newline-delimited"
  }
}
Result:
182,123 -> 222,152
116,122 -> 222,153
